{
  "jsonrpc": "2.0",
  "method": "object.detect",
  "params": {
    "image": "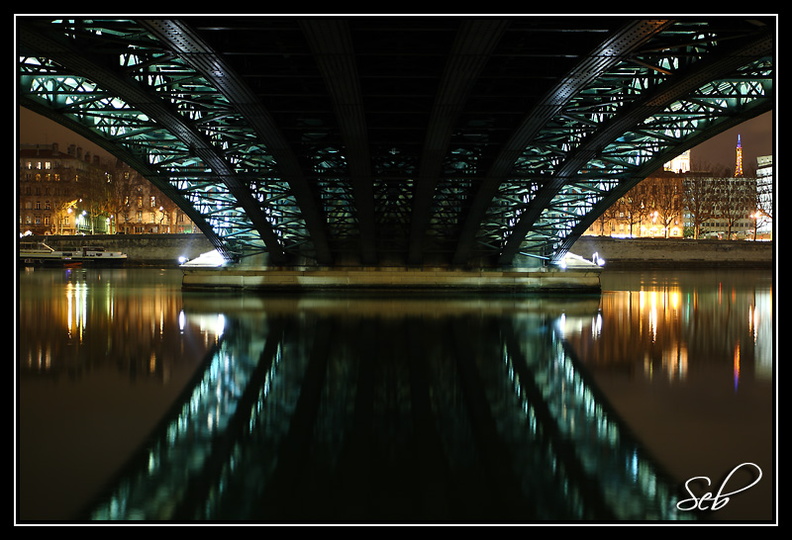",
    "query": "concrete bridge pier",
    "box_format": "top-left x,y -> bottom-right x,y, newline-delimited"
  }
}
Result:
180,254 -> 604,294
